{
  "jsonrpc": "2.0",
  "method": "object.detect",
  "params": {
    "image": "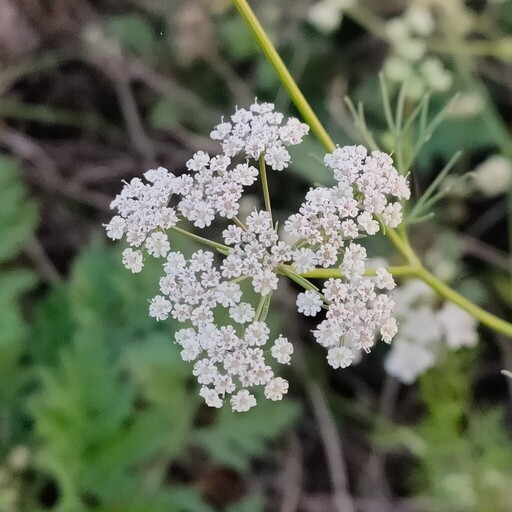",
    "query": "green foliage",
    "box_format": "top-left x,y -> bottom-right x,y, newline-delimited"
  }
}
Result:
0,155 -> 37,264
28,243 -> 195,510
287,138 -> 335,186
217,17 -> 260,62
192,399 -> 300,472
416,106 -> 508,169
107,14 -> 160,58
377,350 -> 512,512
225,495 -> 264,512
0,154 -> 38,453
26,240 -> 298,511
30,327 -> 199,512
